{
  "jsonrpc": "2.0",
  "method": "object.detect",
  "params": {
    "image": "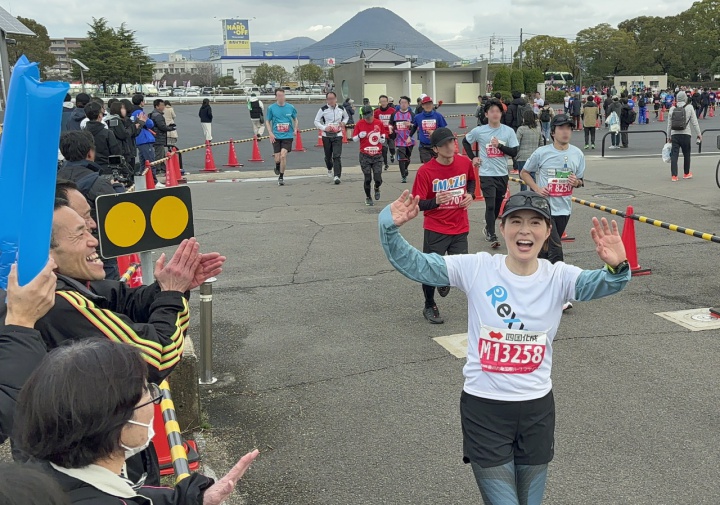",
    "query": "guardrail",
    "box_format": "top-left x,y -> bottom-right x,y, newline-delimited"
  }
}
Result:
697,129 -> 720,153
507,175 -> 720,244
600,130 -> 668,157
